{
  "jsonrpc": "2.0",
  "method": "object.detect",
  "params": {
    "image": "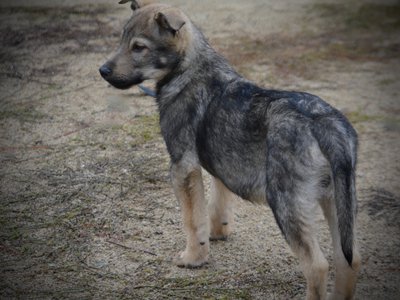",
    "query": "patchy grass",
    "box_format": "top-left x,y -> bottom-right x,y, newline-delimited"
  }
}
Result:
310,2 -> 400,31
122,114 -> 161,145
215,2 -> 400,80
126,268 -> 301,299
345,110 -> 400,125
347,3 -> 400,31
217,30 -> 399,80
379,78 -> 398,86
0,4 -> 116,23
344,110 -> 400,134
1,1 -> 399,299
0,106 -> 47,123
130,274 -> 254,299
345,111 -> 383,124
0,5 -> 119,54
0,5 -> 114,19
362,188 -> 400,225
